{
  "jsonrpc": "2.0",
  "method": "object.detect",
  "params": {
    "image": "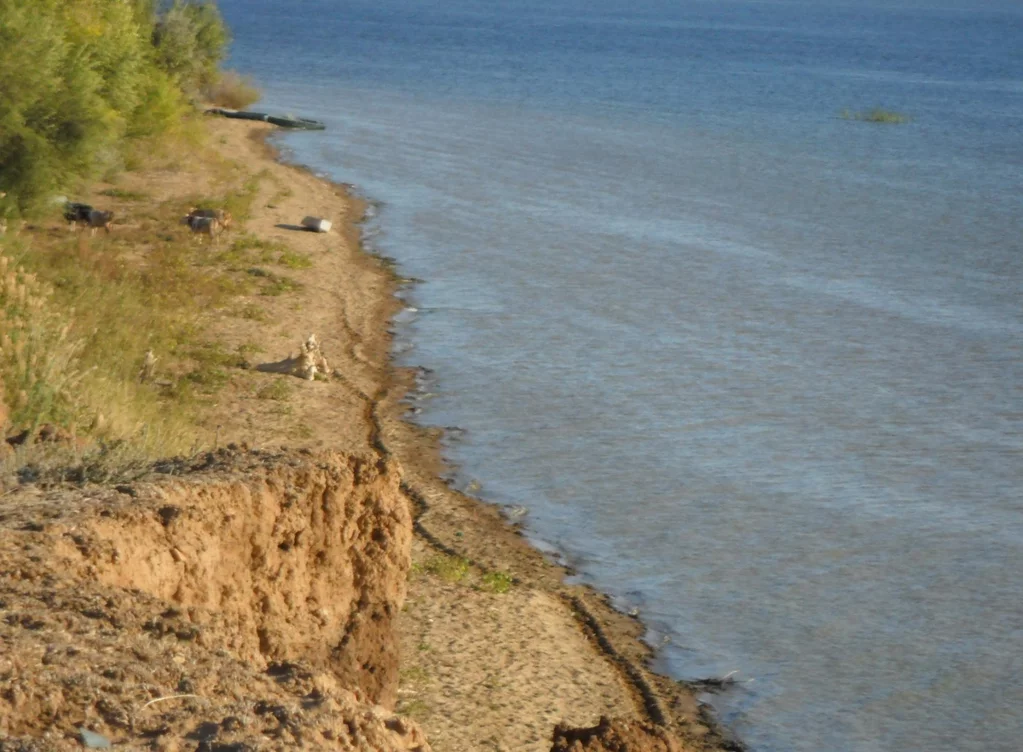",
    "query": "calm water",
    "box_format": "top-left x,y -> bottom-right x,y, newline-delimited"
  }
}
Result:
218,1 -> 1023,749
